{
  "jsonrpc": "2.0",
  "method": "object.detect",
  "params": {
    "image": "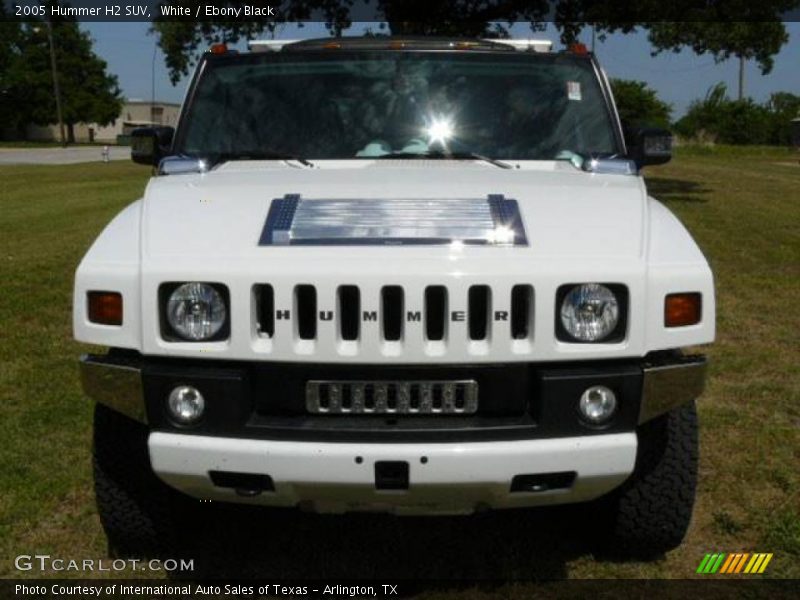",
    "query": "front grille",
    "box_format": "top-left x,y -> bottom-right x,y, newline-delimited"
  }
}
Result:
253,282 -> 535,358
468,285 -> 490,340
338,285 -> 360,341
295,284 -> 317,340
511,284 -> 534,339
305,380 -> 479,415
381,286 -> 404,342
424,285 -> 447,341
